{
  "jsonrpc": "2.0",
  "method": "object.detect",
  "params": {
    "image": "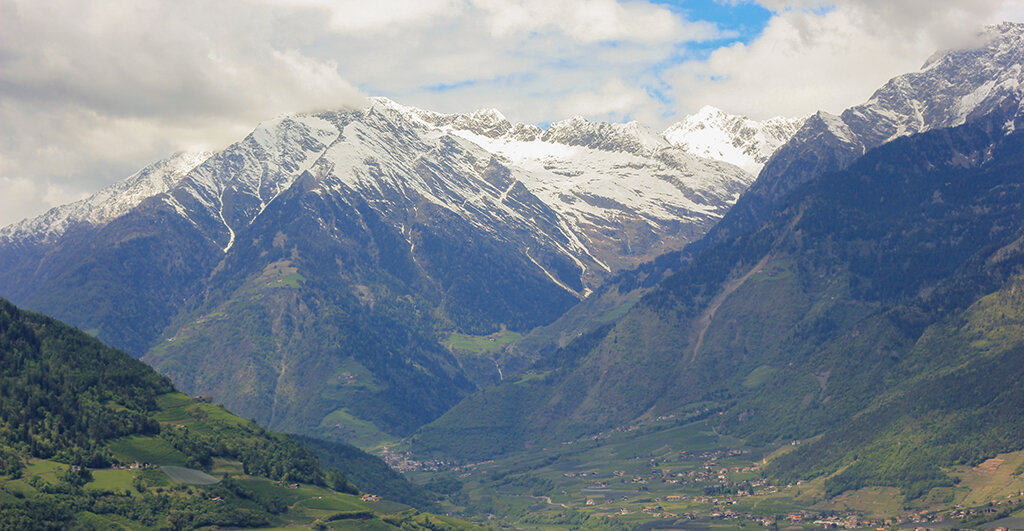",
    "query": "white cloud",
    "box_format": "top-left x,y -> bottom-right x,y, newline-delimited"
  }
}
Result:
0,0 -> 367,226
558,78 -> 659,123
473,0 -> 715,43
274,0 -> 457,33
269,0 -> 715,42
663,0 -> 1024,120
0,176 -> 41,230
